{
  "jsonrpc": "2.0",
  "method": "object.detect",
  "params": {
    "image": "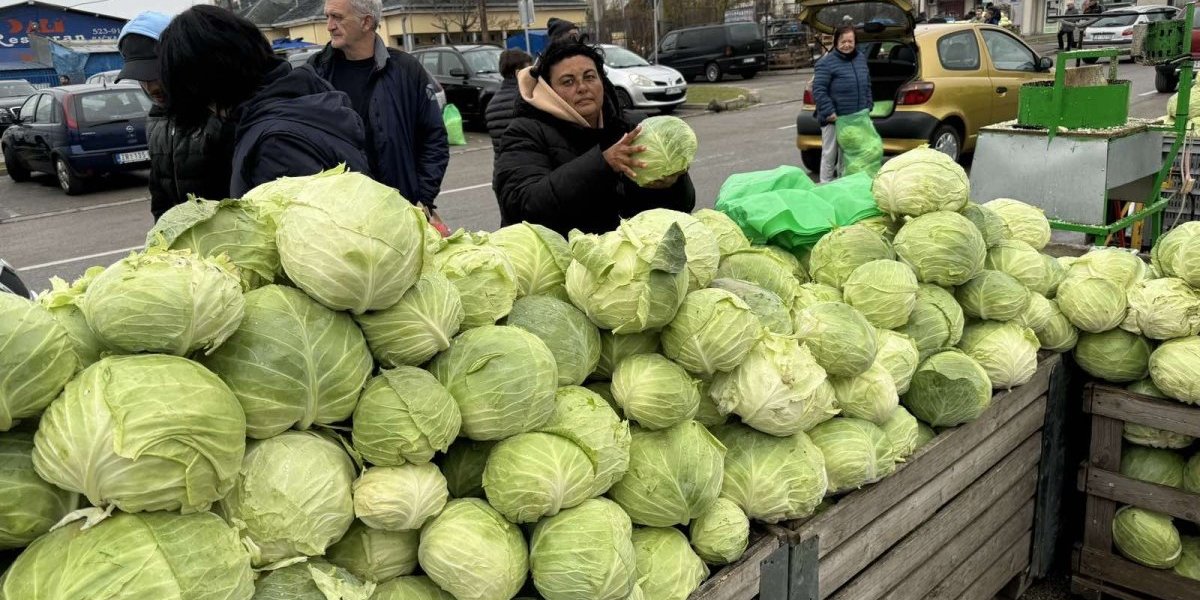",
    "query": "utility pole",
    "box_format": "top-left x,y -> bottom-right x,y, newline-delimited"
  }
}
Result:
478,0 -> 489,42
652,0 -> 660,63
